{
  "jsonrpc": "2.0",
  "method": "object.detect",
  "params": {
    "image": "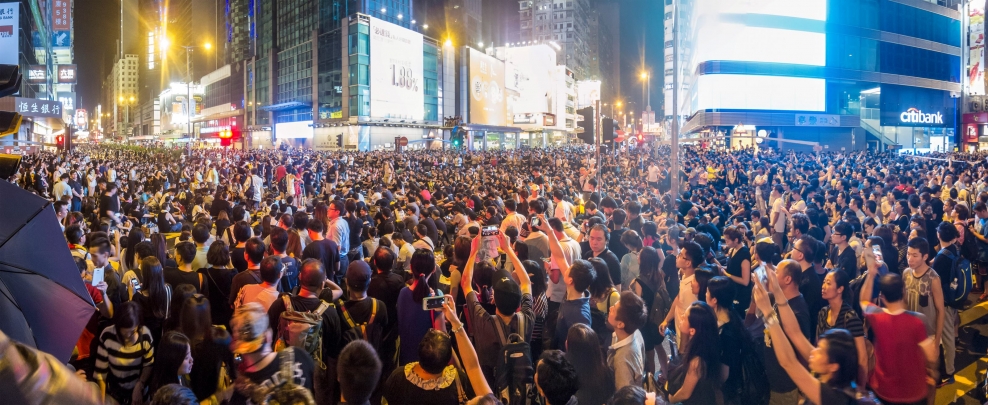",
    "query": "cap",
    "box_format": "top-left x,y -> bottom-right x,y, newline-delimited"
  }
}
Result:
231,302 -> 269,354
492,269 -> 522,304
345,260 -> 373,289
